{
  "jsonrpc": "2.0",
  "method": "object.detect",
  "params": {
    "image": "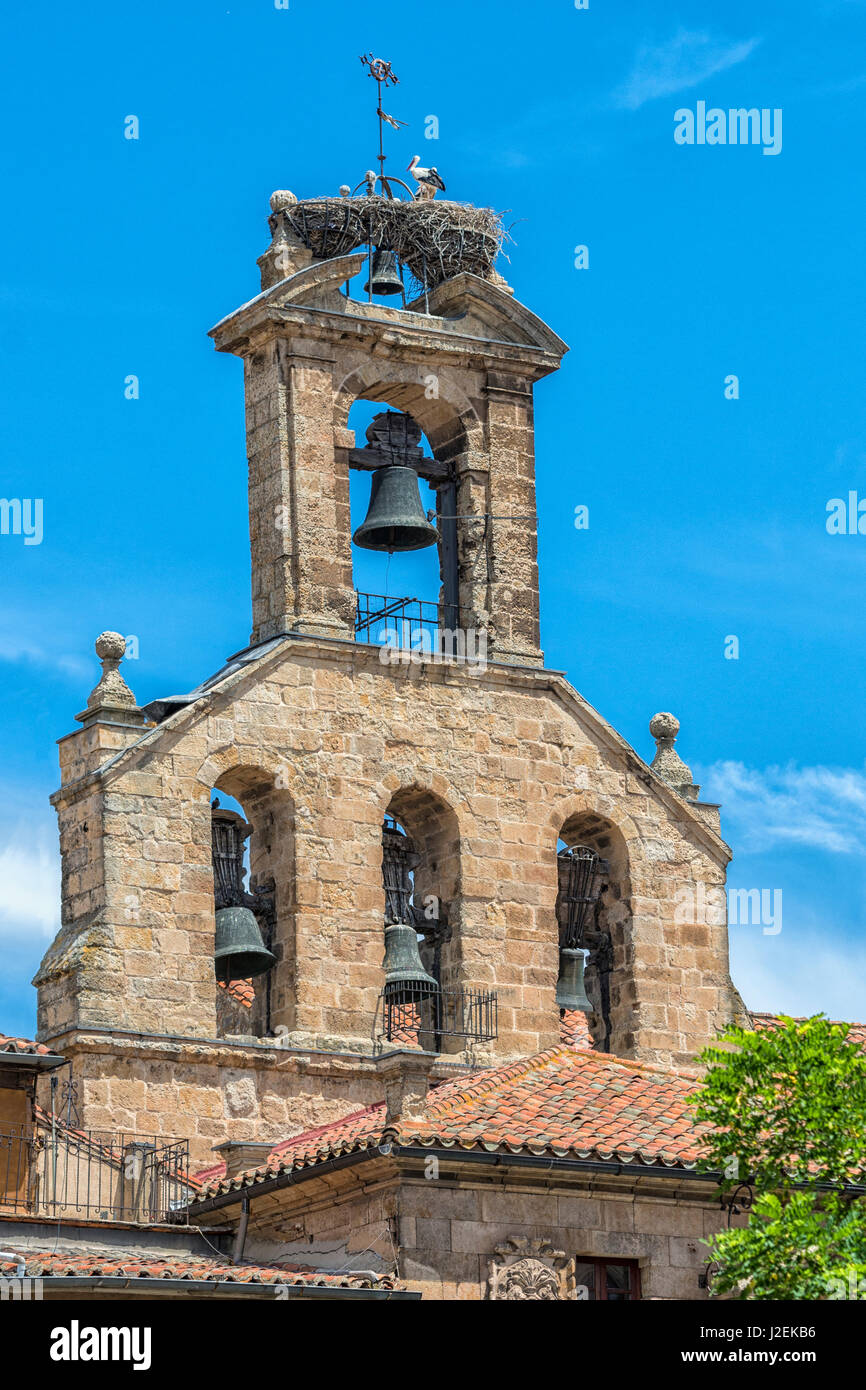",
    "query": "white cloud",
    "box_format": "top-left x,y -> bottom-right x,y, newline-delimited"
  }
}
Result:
0,824 -> 60,940
614,29 -> 760,110
697,760 -> 866,855
0,633 -> 90,682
